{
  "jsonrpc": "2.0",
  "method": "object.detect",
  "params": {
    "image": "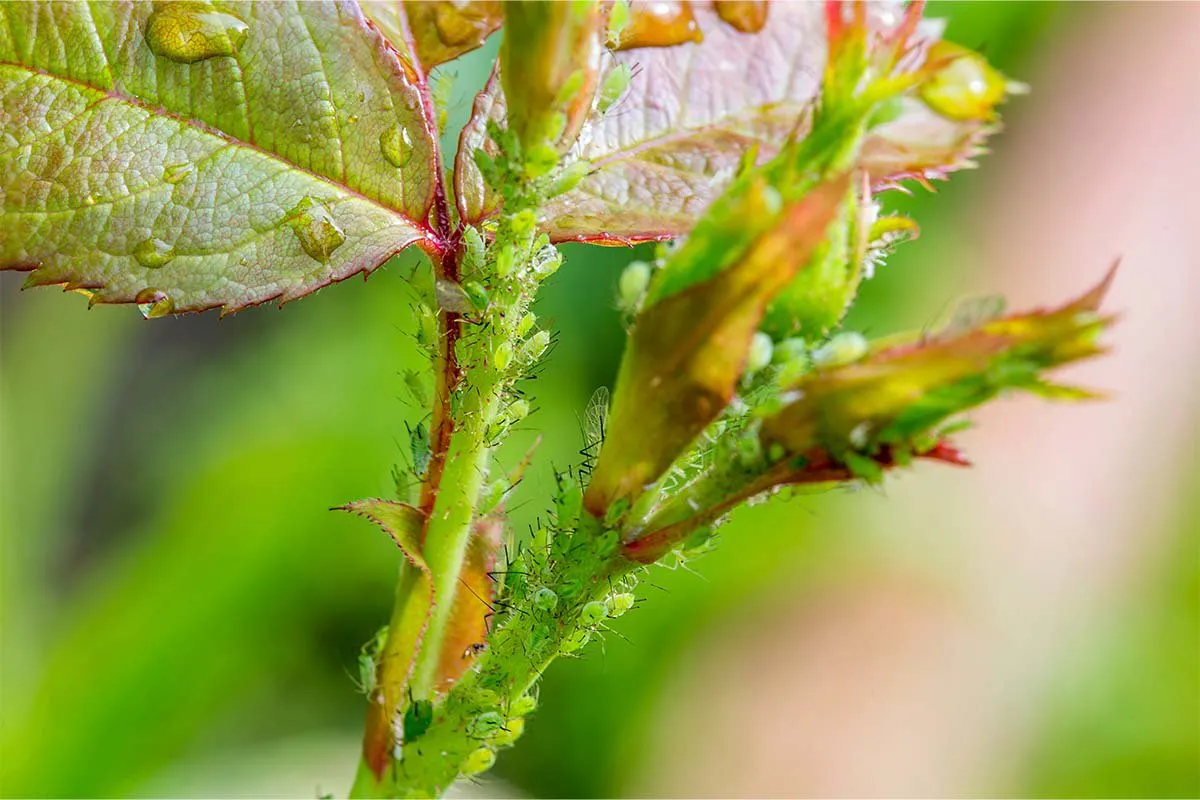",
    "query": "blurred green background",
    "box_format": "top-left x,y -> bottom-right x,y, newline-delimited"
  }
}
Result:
2,3 -> 1197,798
